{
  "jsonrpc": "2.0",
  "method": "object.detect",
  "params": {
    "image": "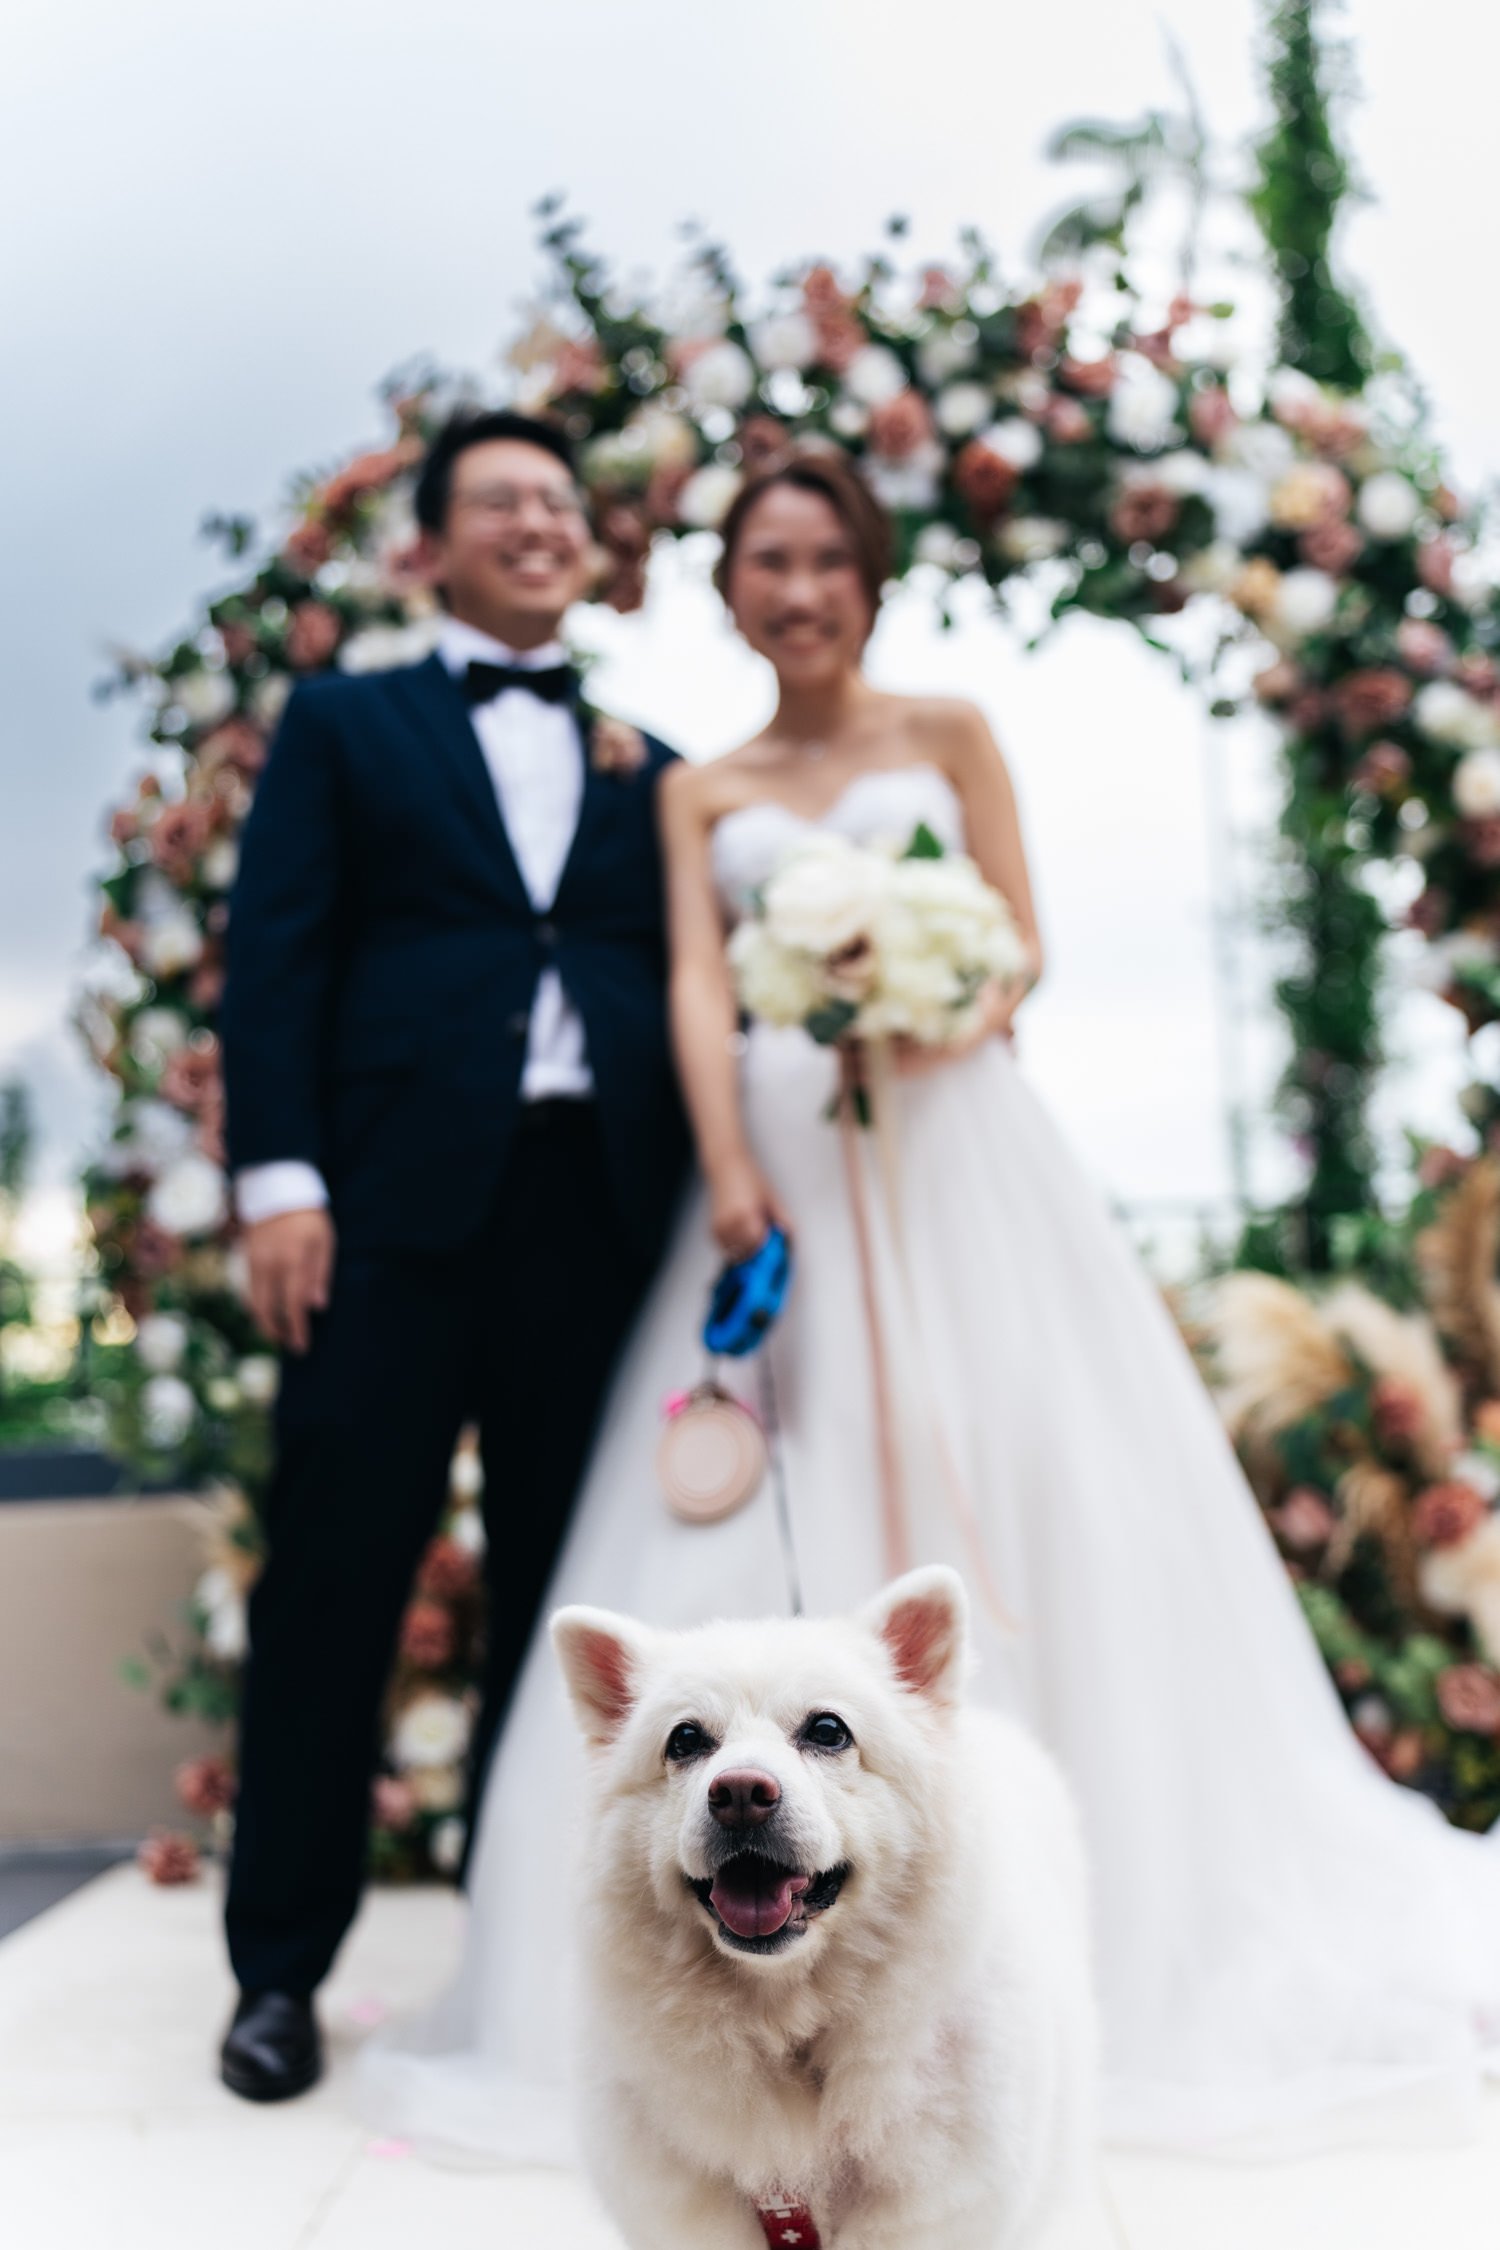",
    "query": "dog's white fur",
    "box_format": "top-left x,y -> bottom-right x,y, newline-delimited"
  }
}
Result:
551,1567 -> 1098,2250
